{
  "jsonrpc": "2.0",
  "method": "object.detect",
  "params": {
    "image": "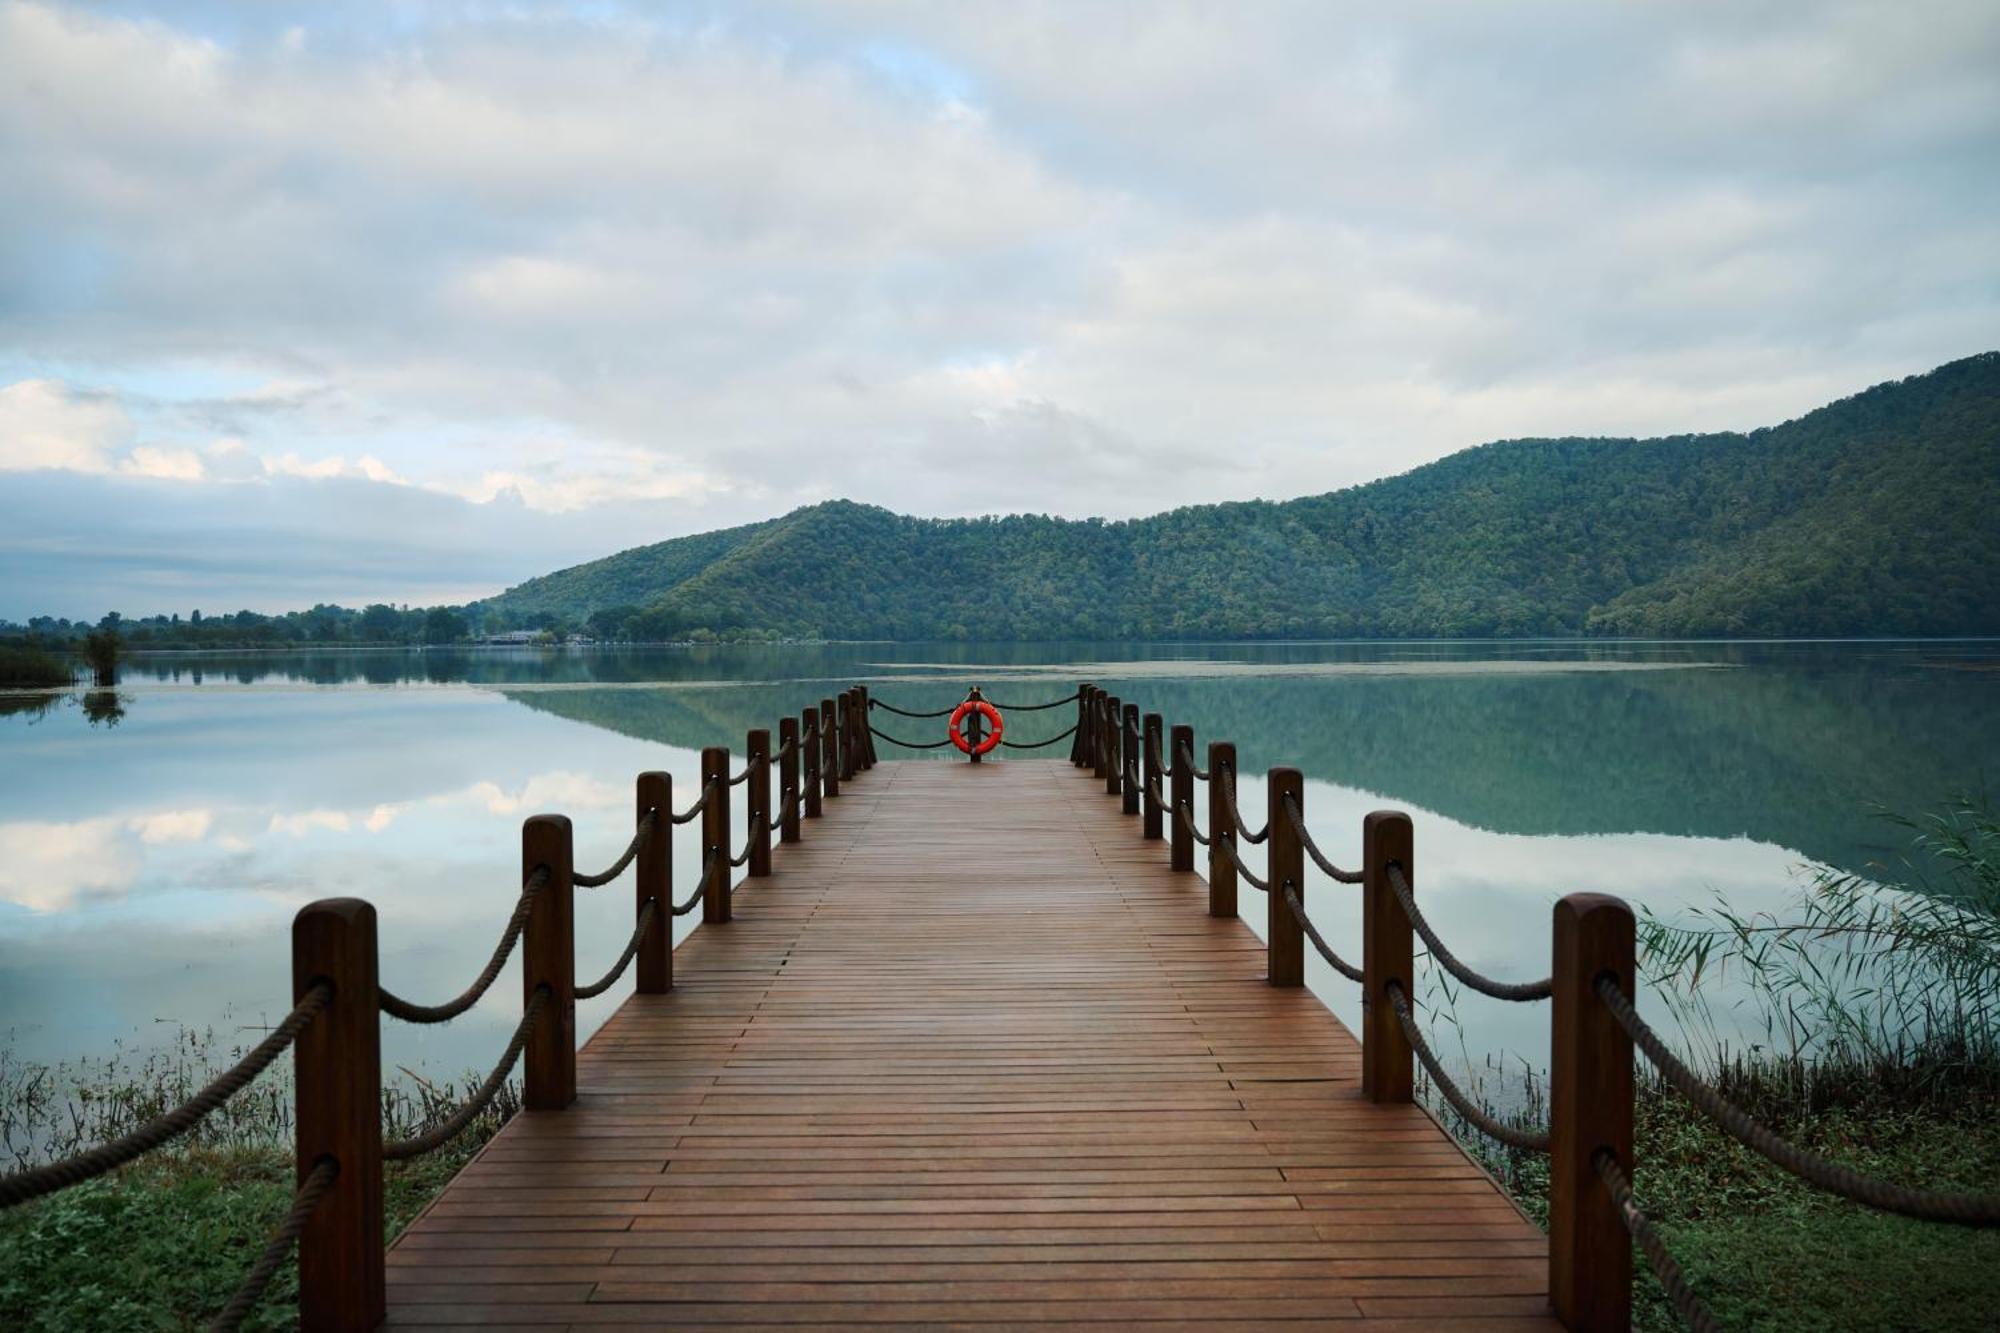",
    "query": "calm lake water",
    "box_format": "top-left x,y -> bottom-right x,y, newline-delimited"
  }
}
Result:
2,640 -> 1994,1099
